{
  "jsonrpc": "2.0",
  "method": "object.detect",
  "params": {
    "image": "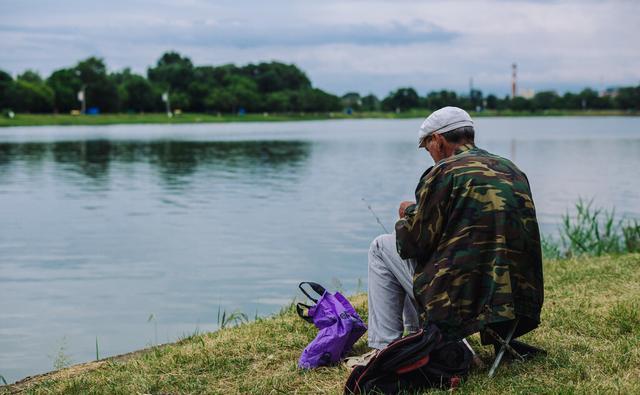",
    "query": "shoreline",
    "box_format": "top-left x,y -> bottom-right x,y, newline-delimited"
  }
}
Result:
1,109 -> 637,127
